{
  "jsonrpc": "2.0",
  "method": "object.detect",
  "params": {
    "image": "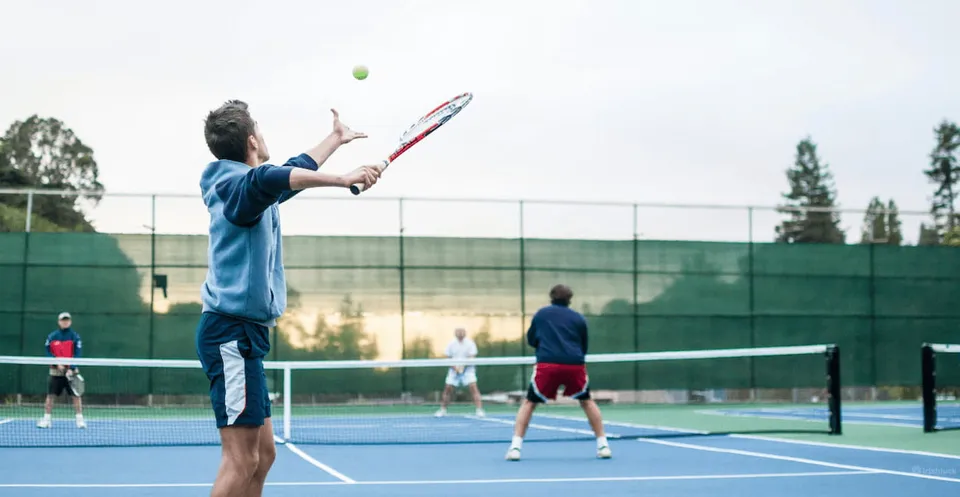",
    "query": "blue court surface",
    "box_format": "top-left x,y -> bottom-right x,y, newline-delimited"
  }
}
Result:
1,416 -> 958,497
